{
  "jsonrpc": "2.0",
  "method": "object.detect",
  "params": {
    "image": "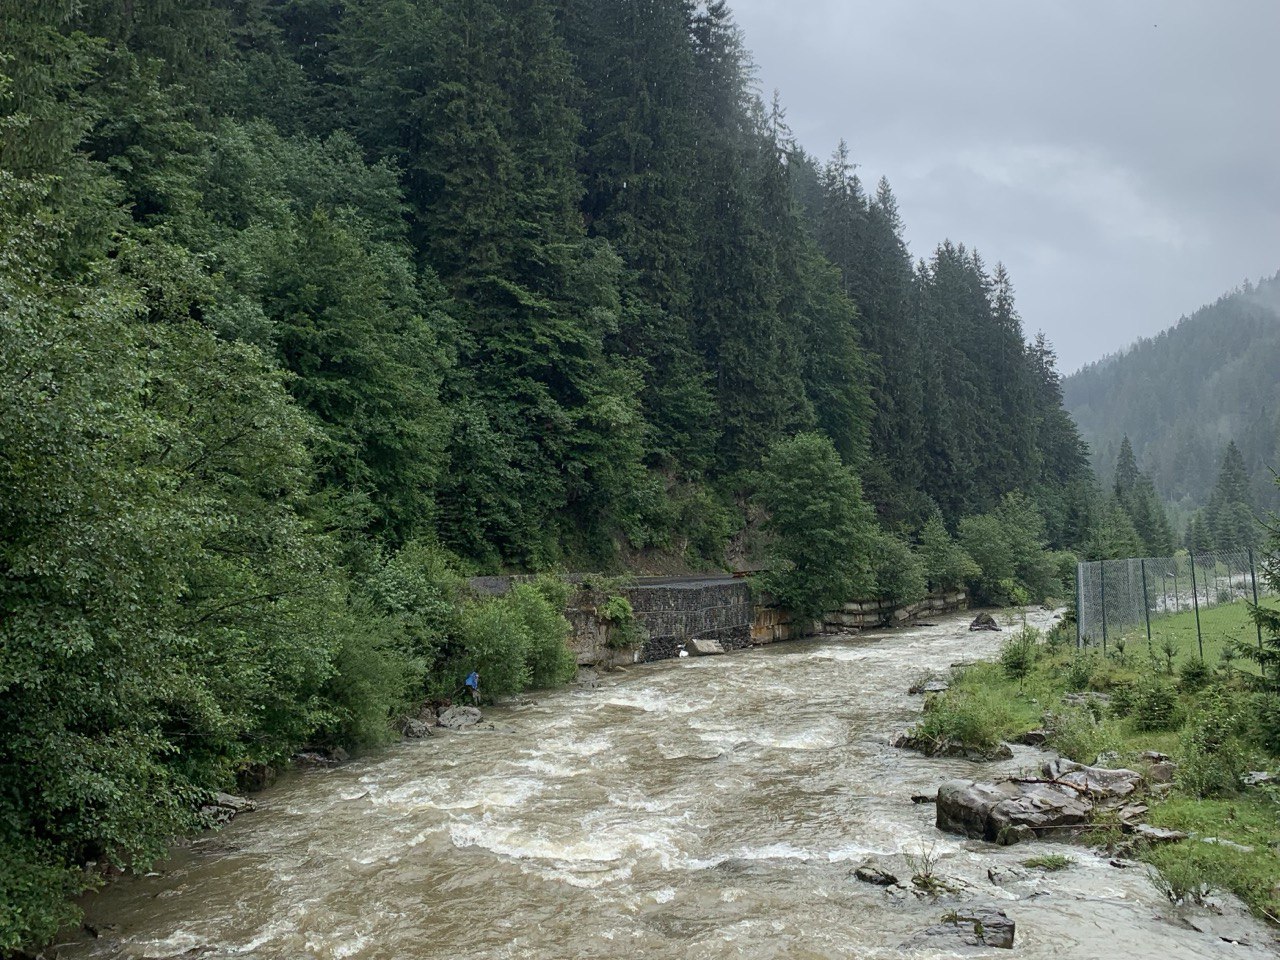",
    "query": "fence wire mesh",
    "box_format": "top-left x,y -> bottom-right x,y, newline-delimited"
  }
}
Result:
1076,549 -> 1274,658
